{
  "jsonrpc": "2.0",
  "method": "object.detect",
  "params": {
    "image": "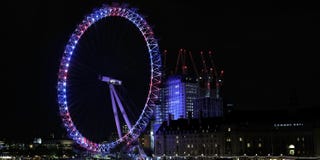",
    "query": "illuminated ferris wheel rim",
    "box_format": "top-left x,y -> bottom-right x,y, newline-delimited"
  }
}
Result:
57,4 -> 161,153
